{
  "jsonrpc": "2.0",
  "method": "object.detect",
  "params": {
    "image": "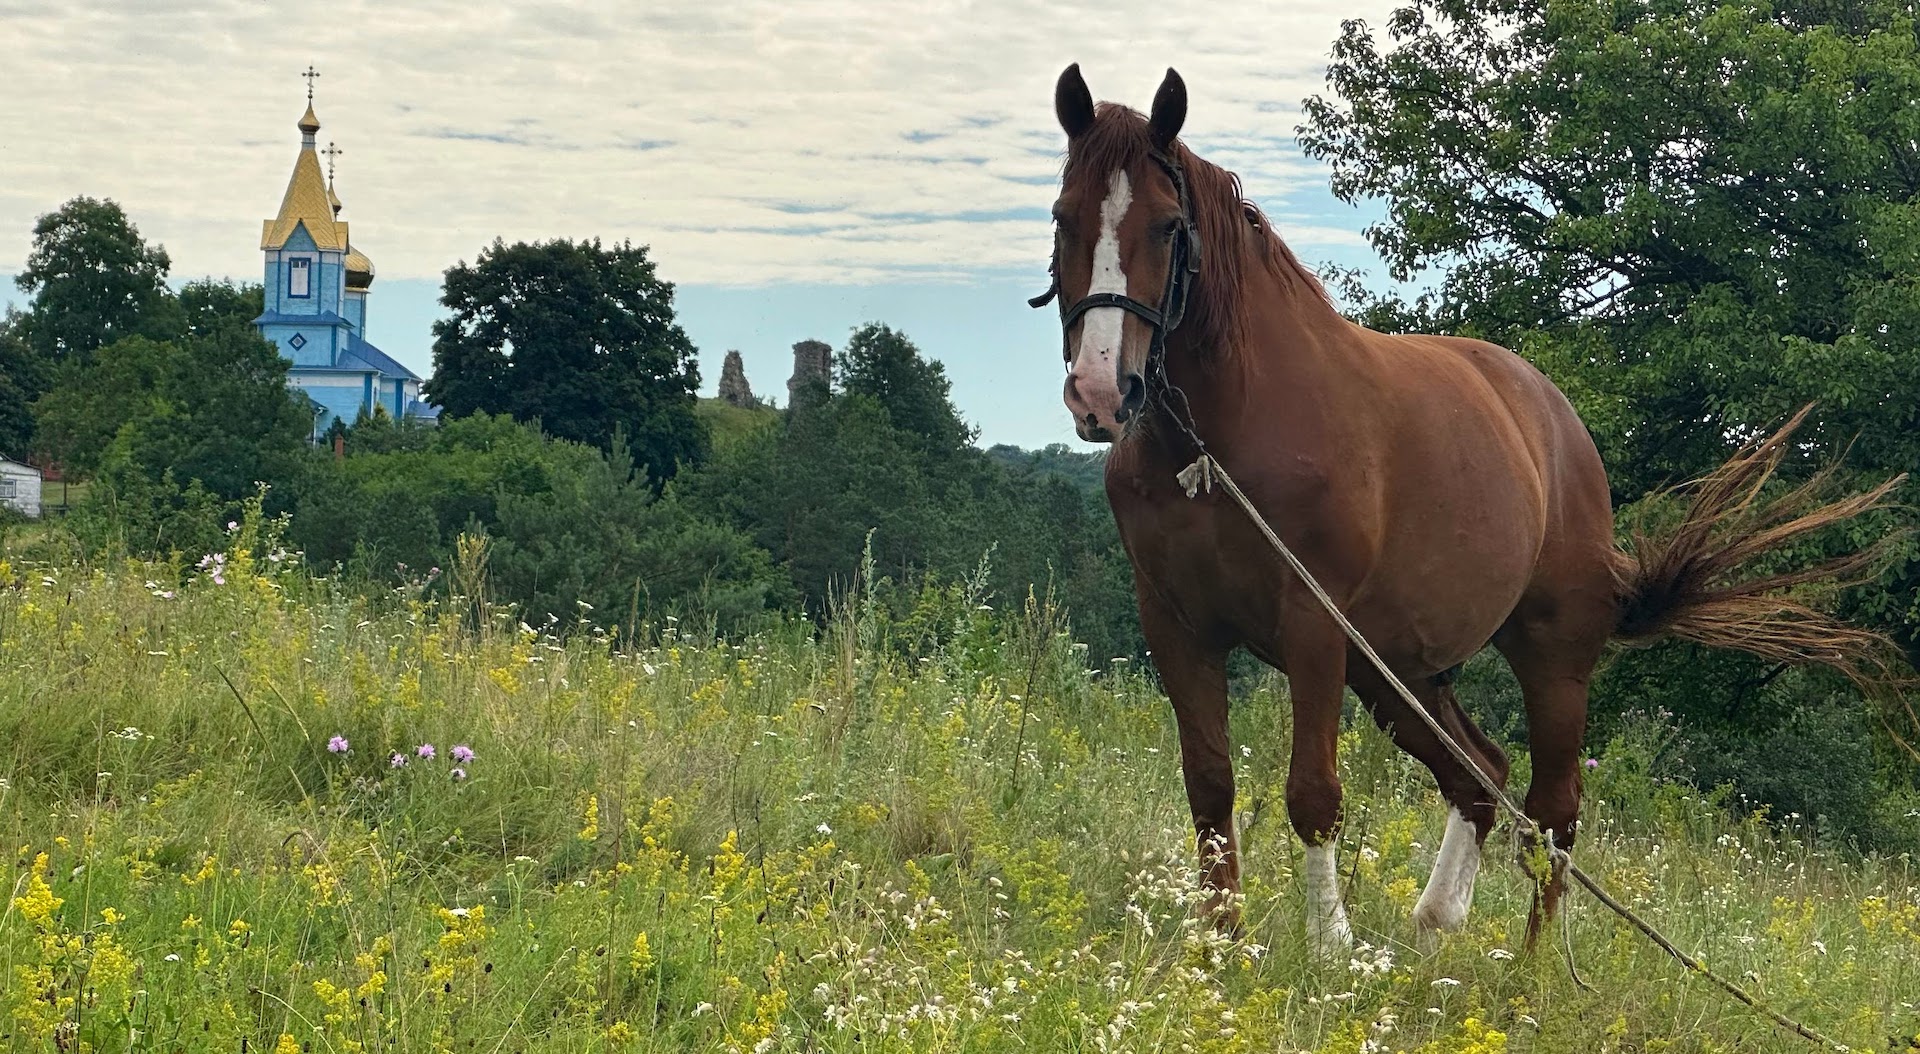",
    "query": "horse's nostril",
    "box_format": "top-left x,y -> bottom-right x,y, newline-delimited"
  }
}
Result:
1115,372 -> 1147,422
